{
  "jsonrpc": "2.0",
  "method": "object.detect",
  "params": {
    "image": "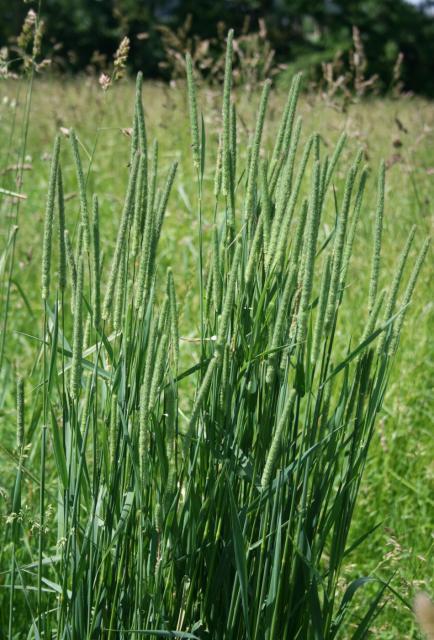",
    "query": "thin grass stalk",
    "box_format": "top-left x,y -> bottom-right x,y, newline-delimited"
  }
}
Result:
154,161 -> 178,244
212,226 -> 223,312
16,376 -> 24,451
361,290 -> 385,343
139,316 -> 157,476
377,225 -> 416,354
324,131 -> 347,192
390,237 -> 430,352
167,268 -> 179,372
340,166 -> 368,288
9,376 -> 25,637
